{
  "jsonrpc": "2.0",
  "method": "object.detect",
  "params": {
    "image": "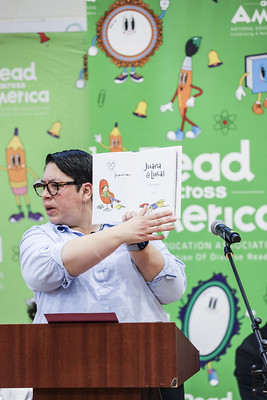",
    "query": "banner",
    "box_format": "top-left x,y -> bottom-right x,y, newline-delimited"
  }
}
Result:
0,31 -> 88,322
87,1 -> 267,399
